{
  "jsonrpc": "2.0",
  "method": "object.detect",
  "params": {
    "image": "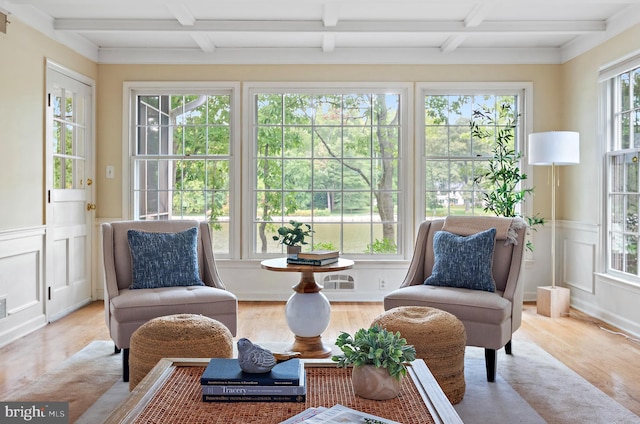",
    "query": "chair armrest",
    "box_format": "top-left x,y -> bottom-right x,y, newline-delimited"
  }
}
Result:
400,221 -> 434,288
101,223 -> 121,300
199,222 -> 227,290
501,225 -> 526,332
